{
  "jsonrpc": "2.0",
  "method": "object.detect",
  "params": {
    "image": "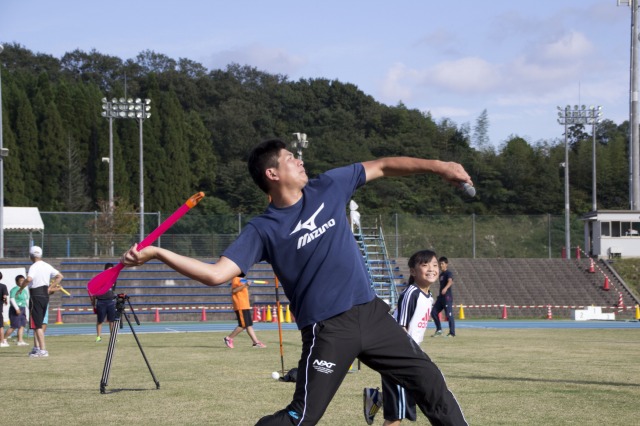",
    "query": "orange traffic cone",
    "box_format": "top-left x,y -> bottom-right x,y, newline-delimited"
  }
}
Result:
603,277 -> 610,291
55,308 -> 64,324
501,305 -> 508,319
253,306 -> 260,322
588,258 -> 595,273
154,308 -> 161,323
272,306 -> 278,323
547,306 -> 553,320
261,306 -> 267,322
200,307 -> 207,322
